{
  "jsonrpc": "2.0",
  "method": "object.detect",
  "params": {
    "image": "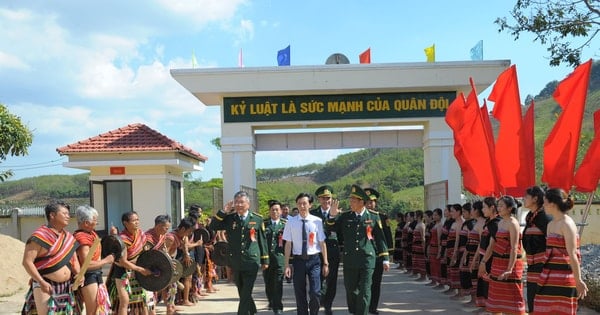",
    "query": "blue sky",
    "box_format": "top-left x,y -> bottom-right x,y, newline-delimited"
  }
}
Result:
0,1 -> 596,181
